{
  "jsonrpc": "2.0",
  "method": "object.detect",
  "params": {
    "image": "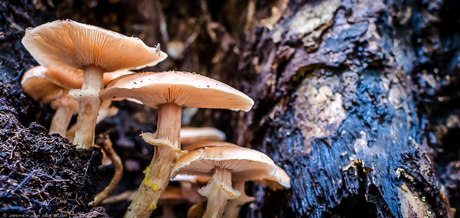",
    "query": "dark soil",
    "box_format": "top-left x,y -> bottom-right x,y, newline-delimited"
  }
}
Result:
0,82 -> 107,217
